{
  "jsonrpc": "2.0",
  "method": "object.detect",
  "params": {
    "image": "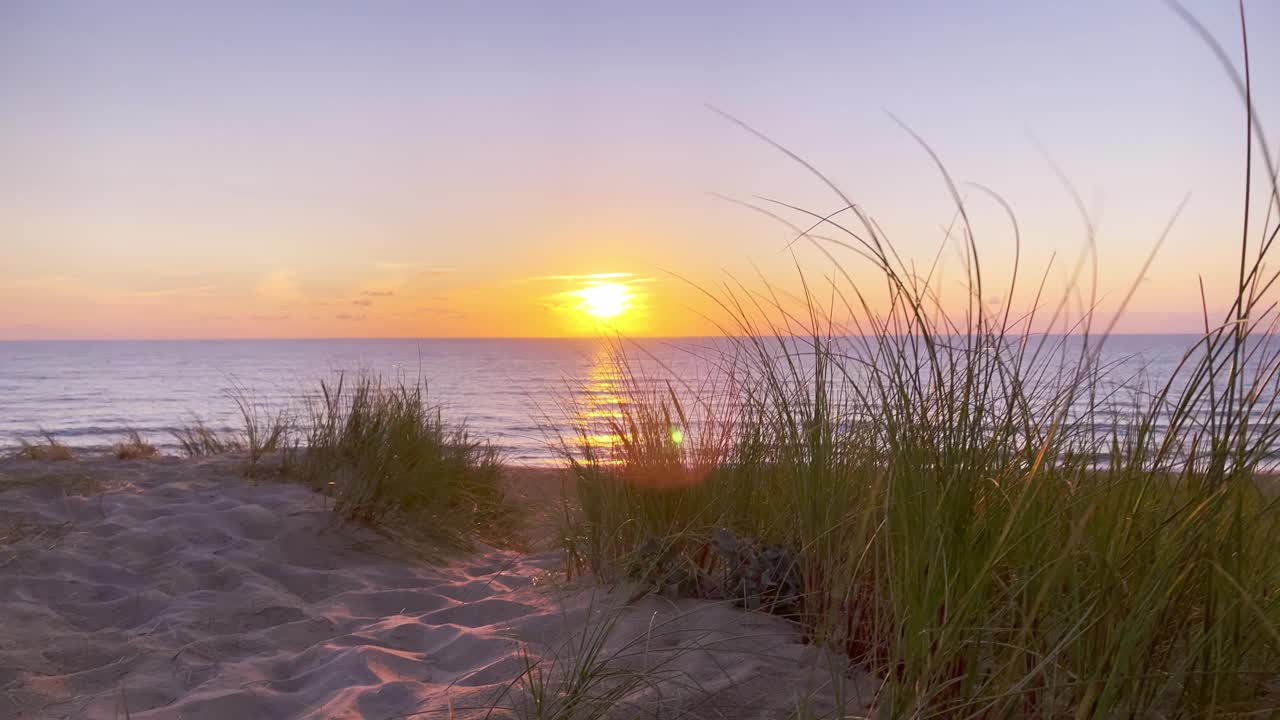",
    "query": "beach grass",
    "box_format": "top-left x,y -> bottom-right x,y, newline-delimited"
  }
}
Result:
15,431 -> 76,461
299,373 -> 515,549
113,429 -> 158,460
169,388 -> 294,476
559,277 -> 1280,718
497,600 -> 696,719
561,353 -> 1280,716
552,7 -> 1280,716
227,383 -> 297,478
171,417 -> 243,457
162,375 -> 512,548
484,596 -> 848,719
